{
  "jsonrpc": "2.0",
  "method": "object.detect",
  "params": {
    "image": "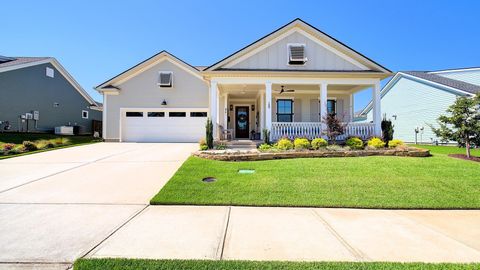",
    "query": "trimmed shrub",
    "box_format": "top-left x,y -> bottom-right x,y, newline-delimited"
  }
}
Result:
345,137 -> 363,150
293,138 -> 310,150
275,138 -> 293,150
205,118 -> 214,149
311,138 -> 328,150
388,139 -> 404,148
381,114 -> 394,146
367,137 -> 386,149
258,143 -> 273,151
22,141 -> 37,151
2,143 -> 16,152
